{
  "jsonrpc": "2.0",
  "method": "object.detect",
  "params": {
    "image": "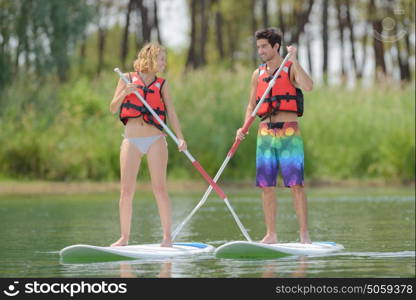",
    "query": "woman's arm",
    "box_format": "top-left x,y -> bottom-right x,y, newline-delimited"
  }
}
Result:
109,78 -> 126,114
161,81 -> 187,151
109,74 -> 137,114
